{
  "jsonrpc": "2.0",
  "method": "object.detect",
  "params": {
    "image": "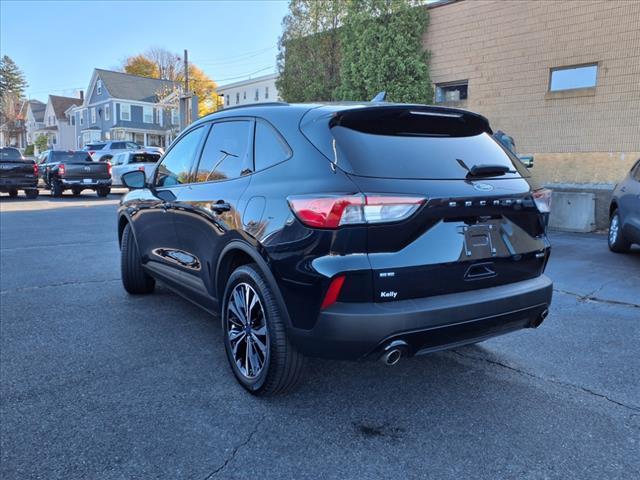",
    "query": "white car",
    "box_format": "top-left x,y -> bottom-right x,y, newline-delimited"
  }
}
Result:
110,151 -> 161,186
84,141 -> 142,162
